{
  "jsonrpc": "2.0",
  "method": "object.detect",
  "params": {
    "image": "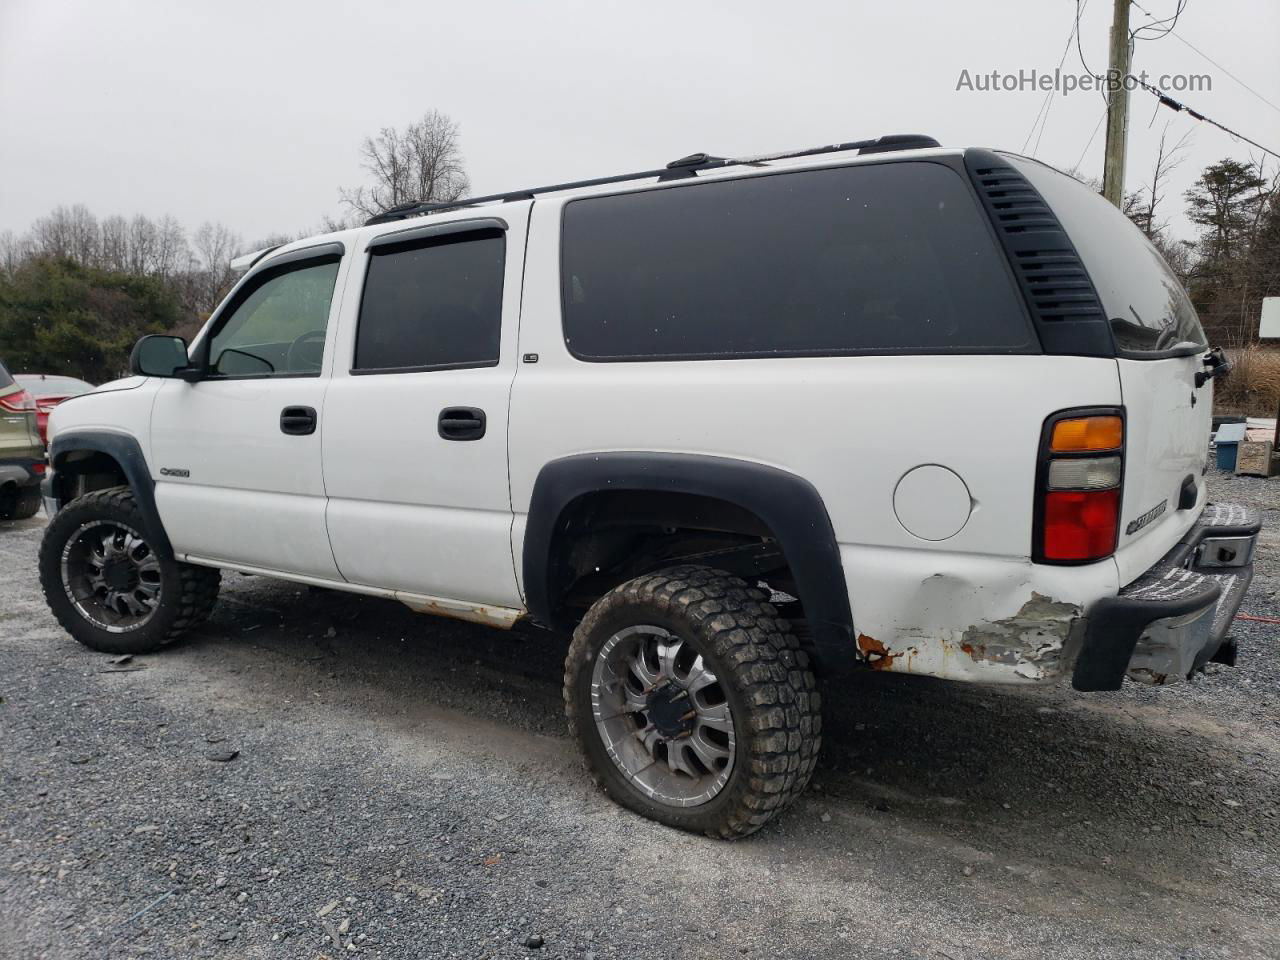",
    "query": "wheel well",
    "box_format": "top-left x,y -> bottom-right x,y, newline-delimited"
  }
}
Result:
51,450 -> 129,505
546,490 -> 799,621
